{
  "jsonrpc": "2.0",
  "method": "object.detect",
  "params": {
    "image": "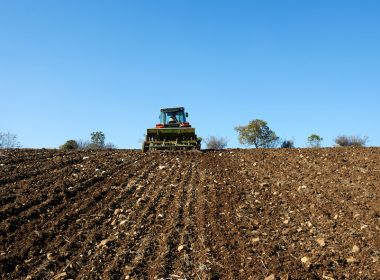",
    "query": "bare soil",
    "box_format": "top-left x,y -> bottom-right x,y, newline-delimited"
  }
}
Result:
0,148 -> 380,279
